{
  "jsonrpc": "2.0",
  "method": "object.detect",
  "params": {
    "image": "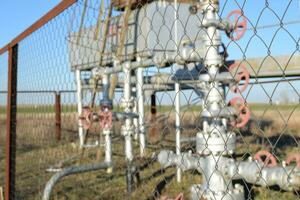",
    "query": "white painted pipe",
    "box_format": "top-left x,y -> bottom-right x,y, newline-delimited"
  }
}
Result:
75,70 -> 85,147
137,67 -> 146,157
174,0 -> 182,183
175,81 -> 181,183
123,64 -> 134,161
103,129 -> 112,173
103,129 -> 112,163
133,87 -> 139,141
